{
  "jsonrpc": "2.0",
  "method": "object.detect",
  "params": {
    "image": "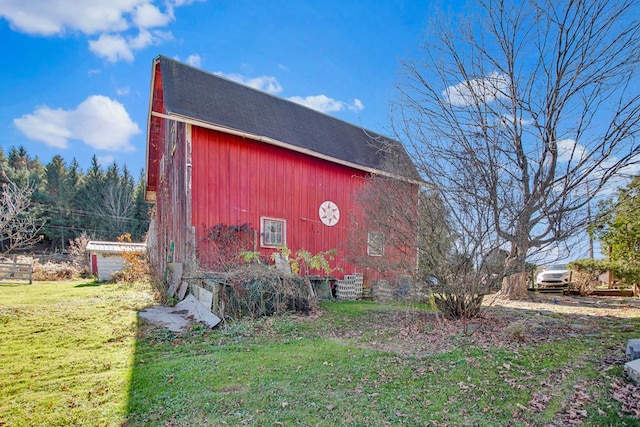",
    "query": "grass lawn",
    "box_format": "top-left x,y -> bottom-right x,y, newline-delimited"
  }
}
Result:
2,280 -> 640,426
0,279 -> 155,426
